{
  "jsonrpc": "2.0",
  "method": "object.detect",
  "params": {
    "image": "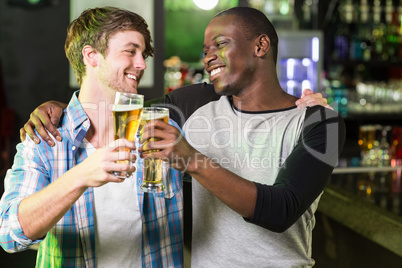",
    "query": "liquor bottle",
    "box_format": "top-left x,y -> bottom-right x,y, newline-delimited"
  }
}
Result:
390,126 -> 402,215
385,0 -> 398,60
384,0 -> 394,25
301,0 -> 312,29
333,0 -> 352,60
397,0 -> 402,60
345,0 -> 359,60
371,0 -> 386,61
358,0 -> 371,61
346,0 -> 366,61
374,125 -> 392,211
